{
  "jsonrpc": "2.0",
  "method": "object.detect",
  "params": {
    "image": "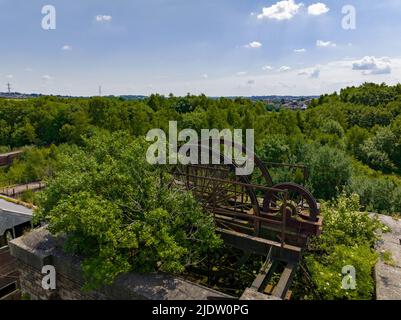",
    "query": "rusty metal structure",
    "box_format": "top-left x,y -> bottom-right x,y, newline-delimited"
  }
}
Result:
171,139 -> 323,300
